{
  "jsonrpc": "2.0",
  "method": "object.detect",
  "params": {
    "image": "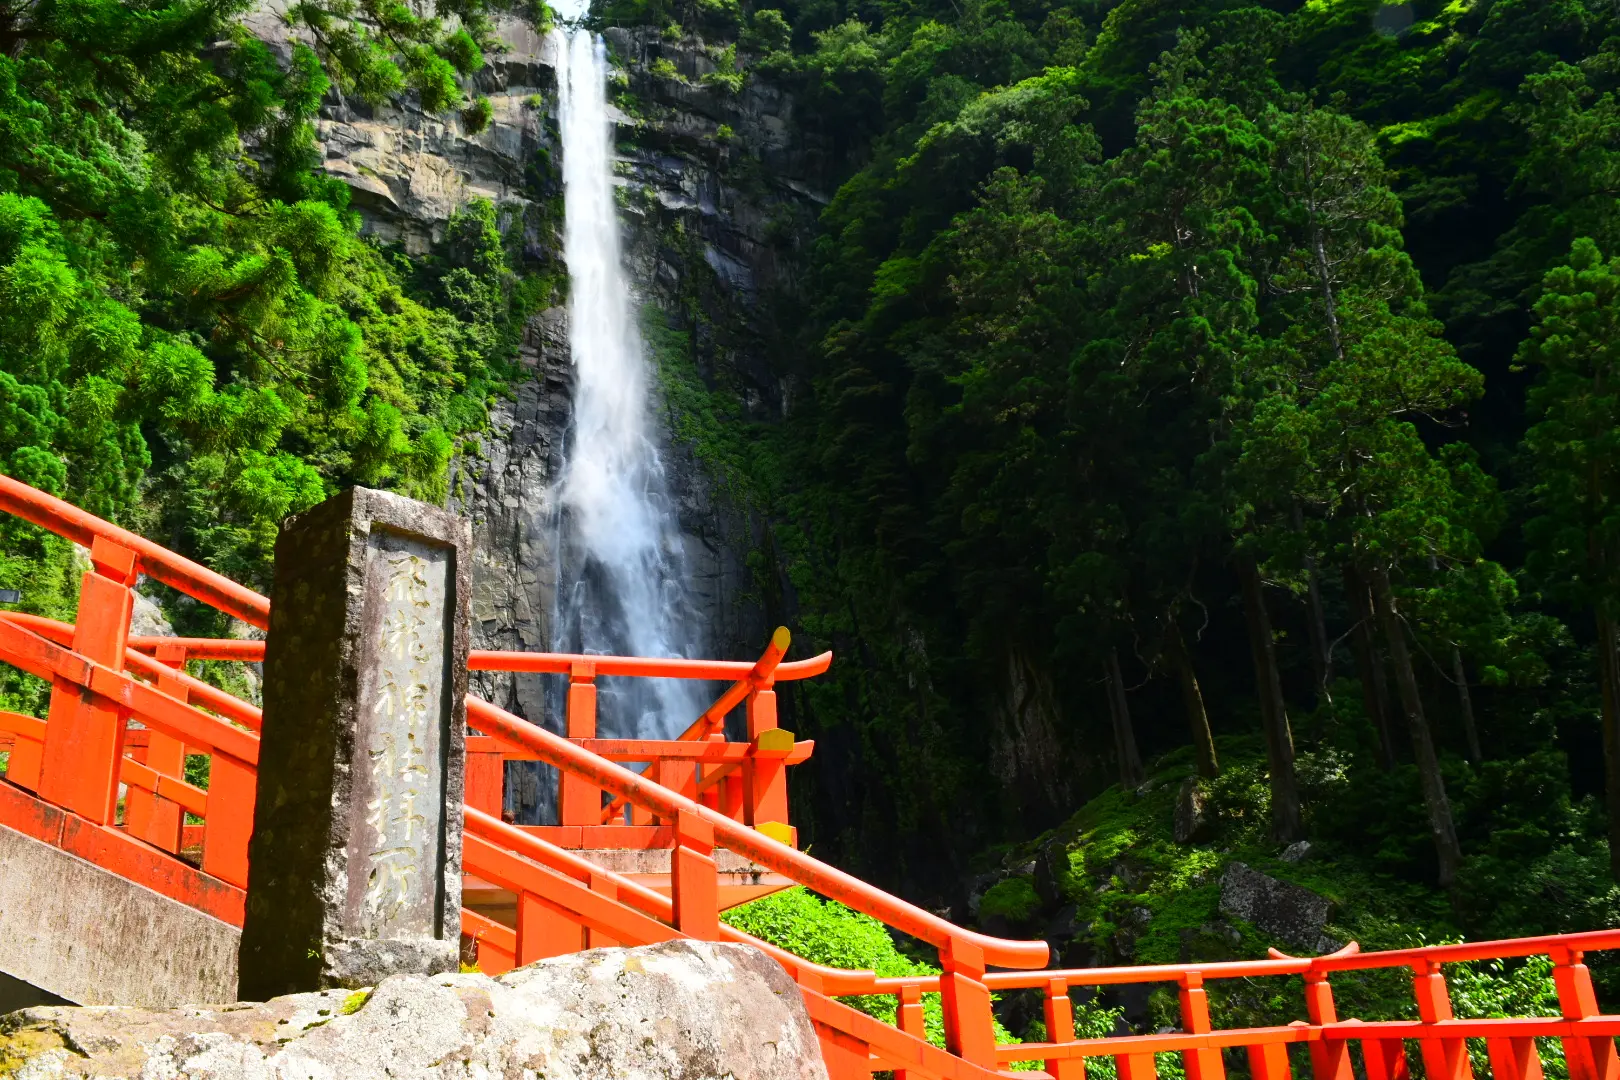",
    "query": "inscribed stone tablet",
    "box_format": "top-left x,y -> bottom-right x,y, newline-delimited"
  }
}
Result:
346,529 -> 453,938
